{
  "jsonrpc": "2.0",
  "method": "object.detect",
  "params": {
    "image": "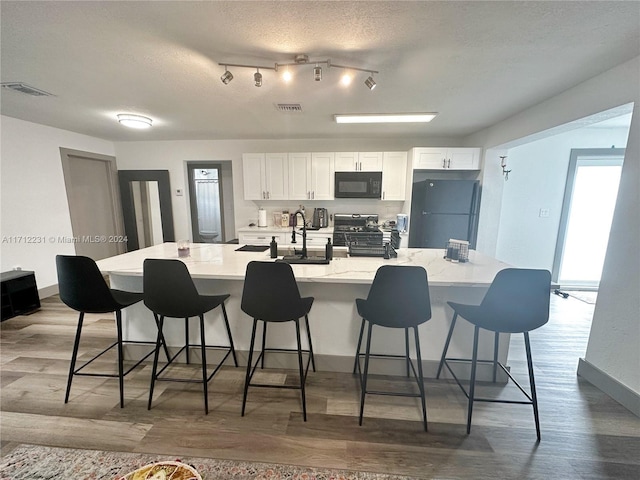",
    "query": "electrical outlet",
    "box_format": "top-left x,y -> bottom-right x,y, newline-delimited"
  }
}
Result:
539,208 -> 550,218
